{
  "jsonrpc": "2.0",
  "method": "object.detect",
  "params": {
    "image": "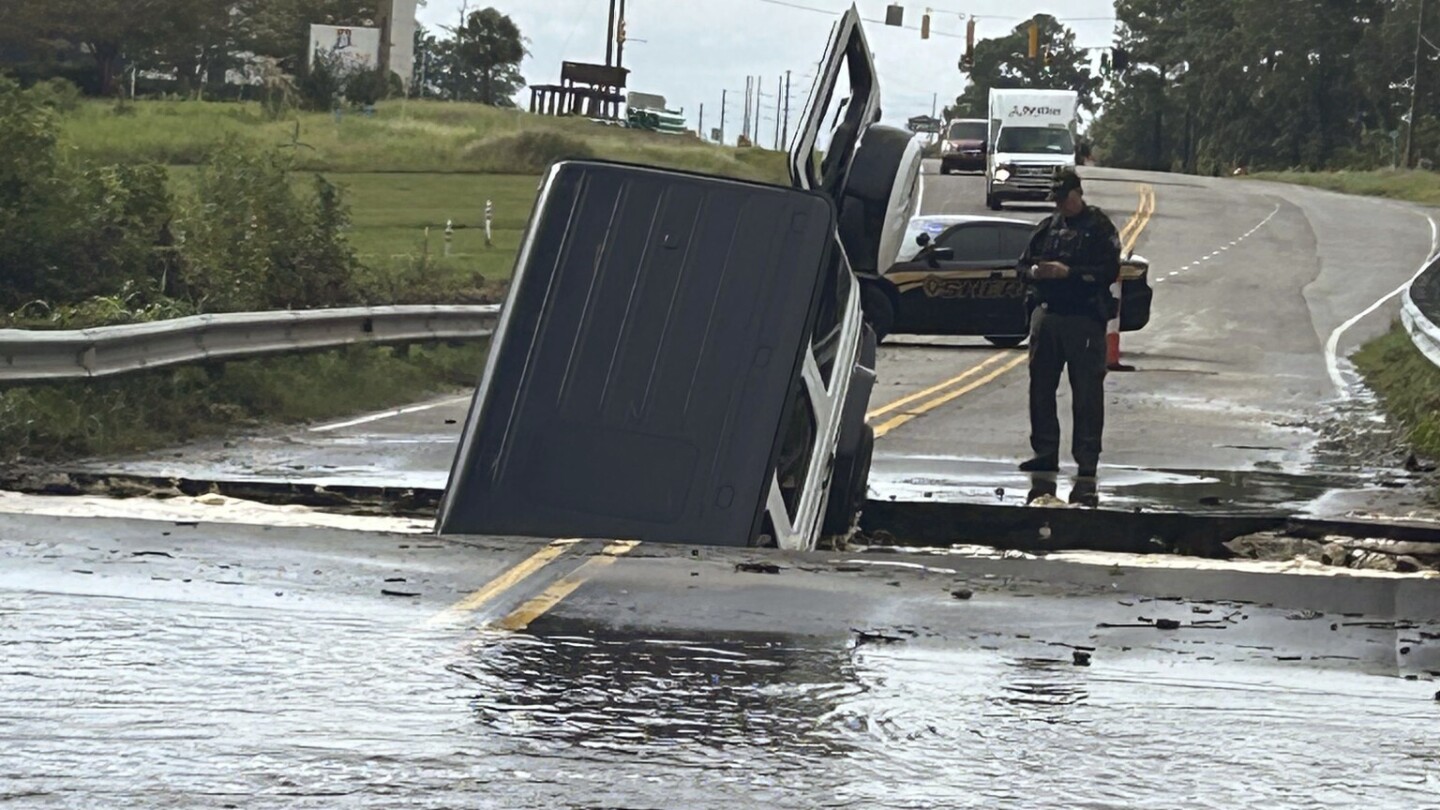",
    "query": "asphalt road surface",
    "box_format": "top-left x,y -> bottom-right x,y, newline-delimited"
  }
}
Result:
4,511 -> 1439,808
62,161 -> 1440,520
